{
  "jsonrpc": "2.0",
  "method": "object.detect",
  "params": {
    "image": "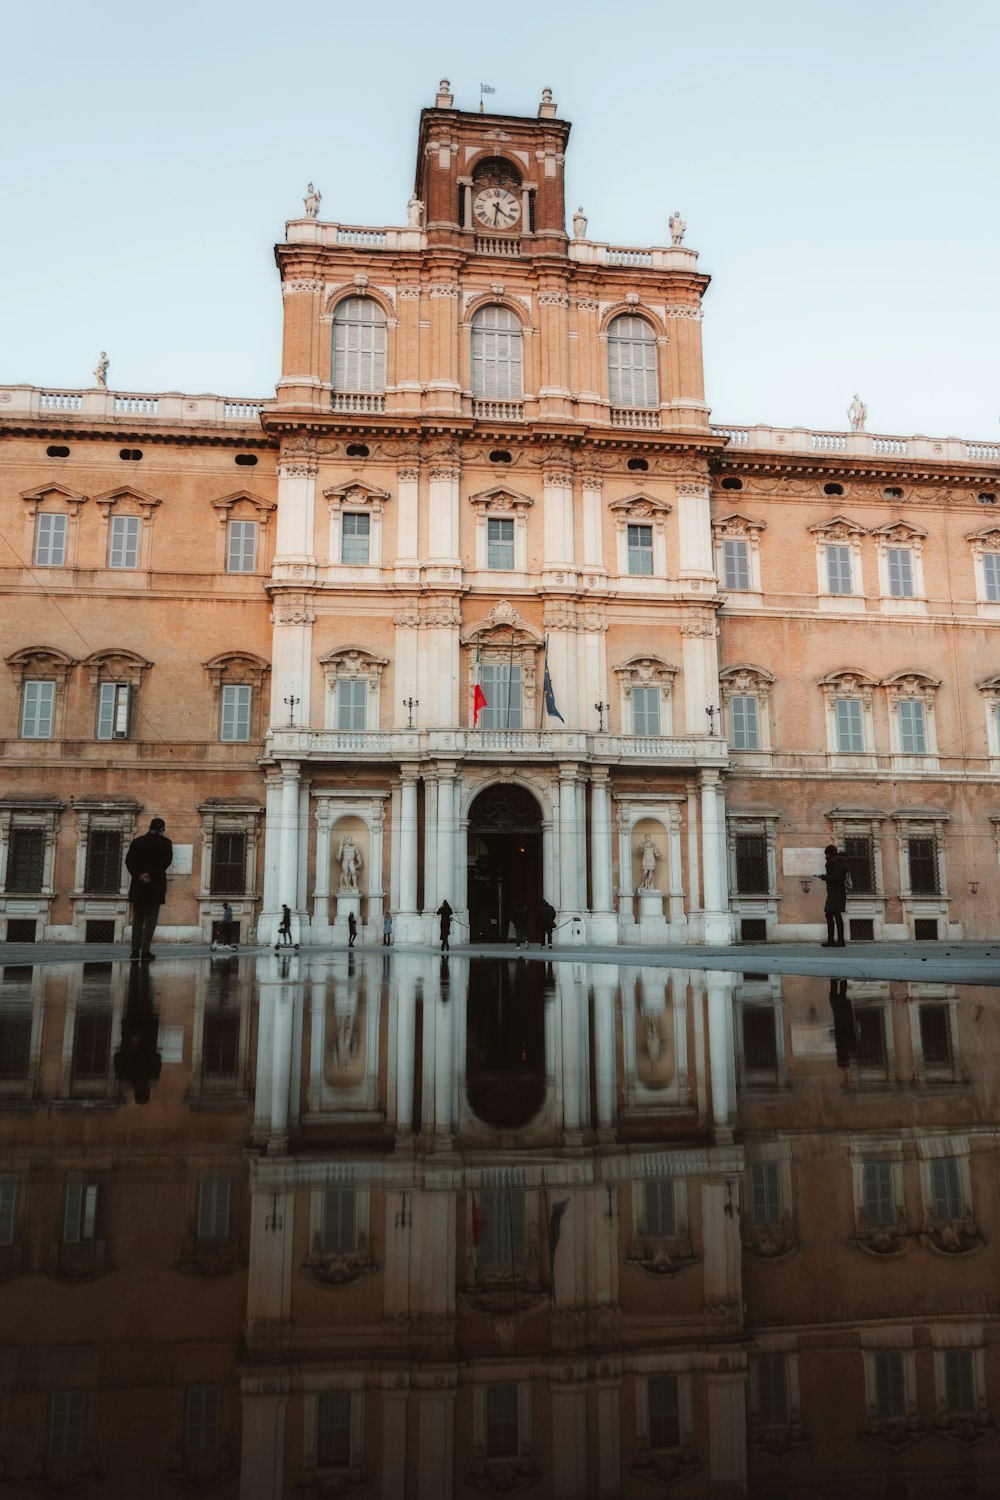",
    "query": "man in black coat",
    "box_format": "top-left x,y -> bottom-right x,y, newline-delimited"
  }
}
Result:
819,843 -> 849,948
126,817 -> 173,961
